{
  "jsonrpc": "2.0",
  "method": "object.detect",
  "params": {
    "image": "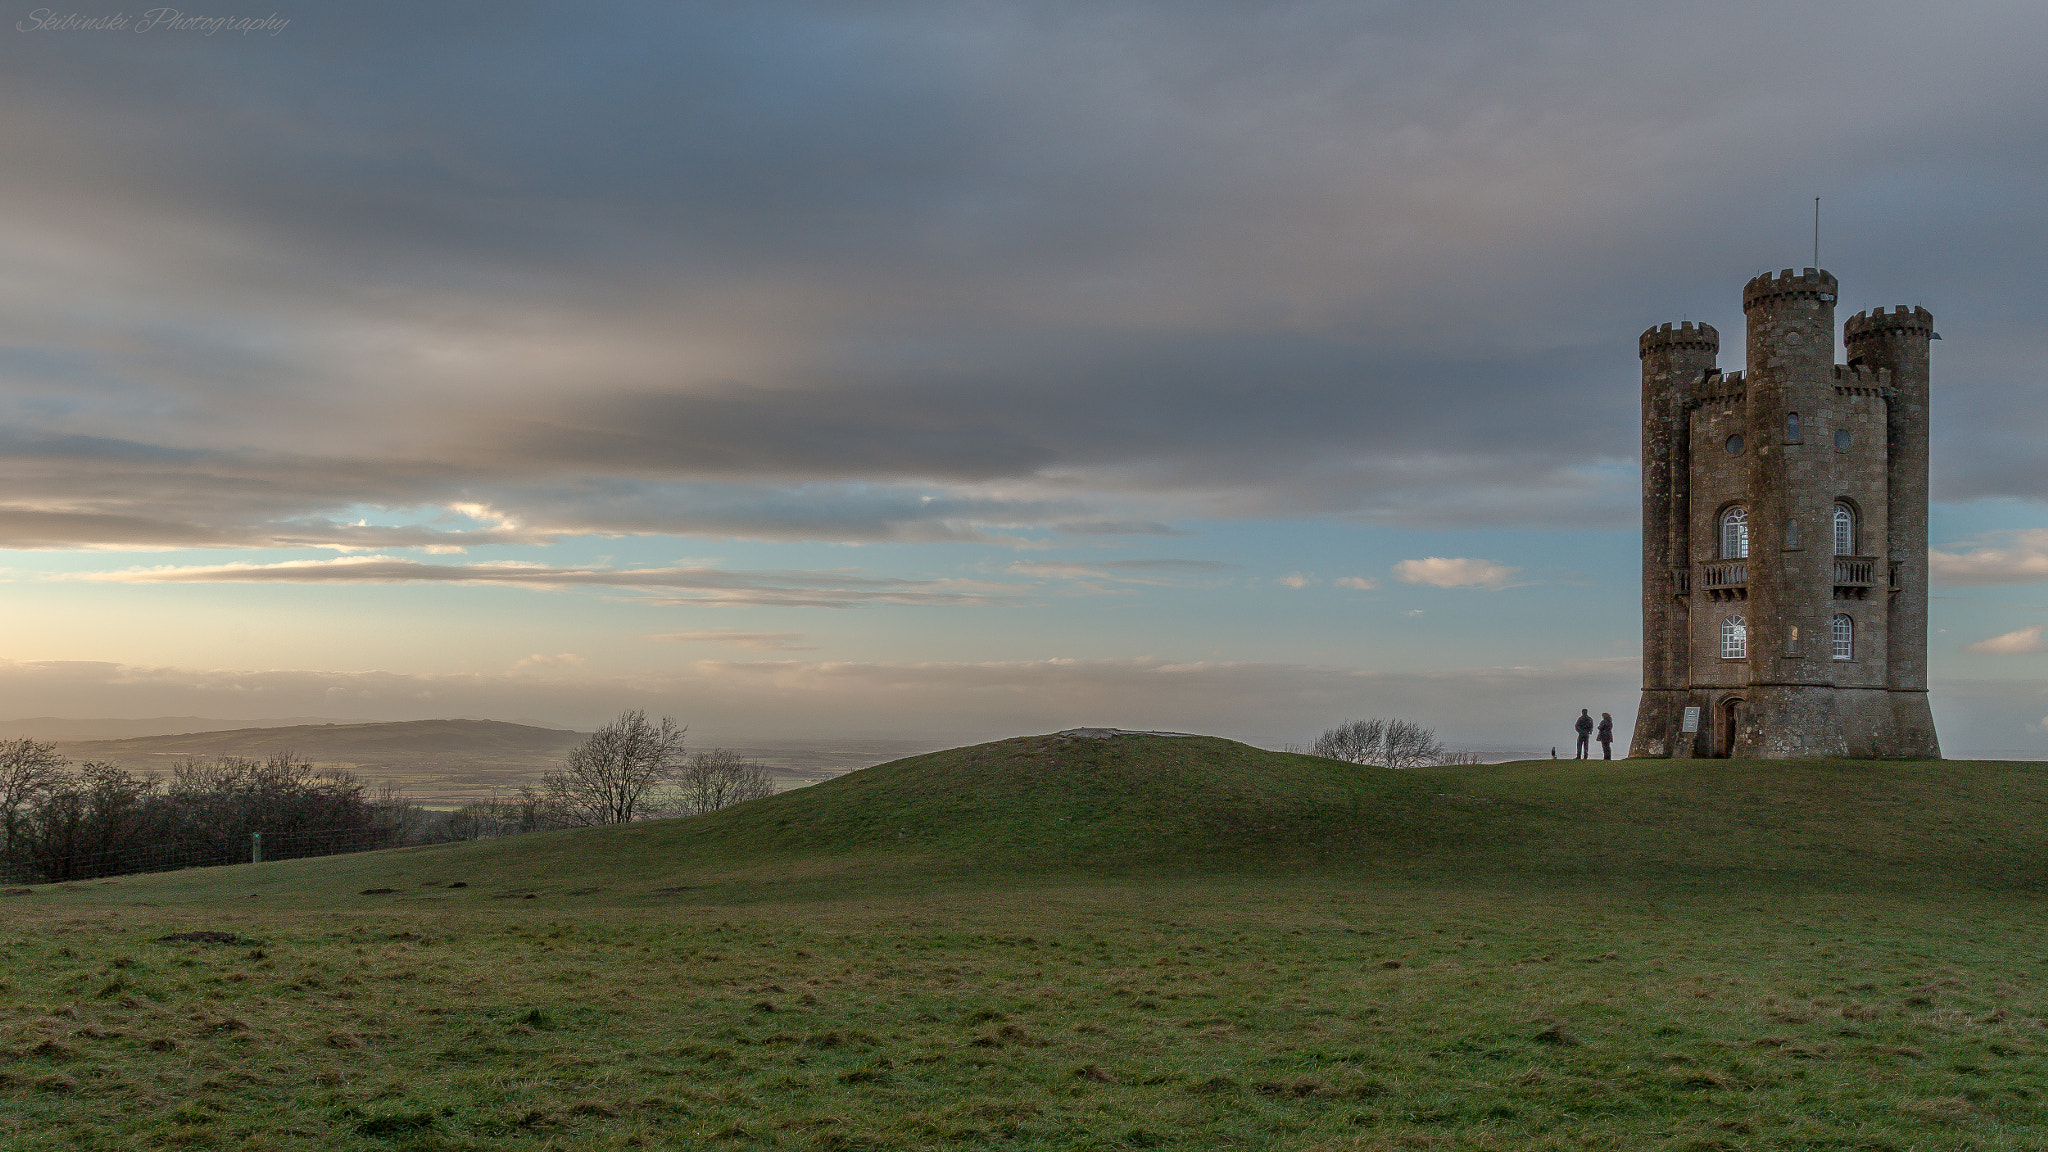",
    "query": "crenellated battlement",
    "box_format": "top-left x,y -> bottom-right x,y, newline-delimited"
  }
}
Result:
1843,305 -> 1933,344
1639,320 -> 1719,358
1686,370 -> 1746,409
1742,267 -> 1838,312
1832,363 -> 1893,398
